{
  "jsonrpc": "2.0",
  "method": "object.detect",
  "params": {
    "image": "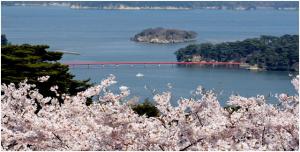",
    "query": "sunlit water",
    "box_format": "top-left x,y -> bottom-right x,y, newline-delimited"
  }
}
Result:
2,6 -> 298,105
